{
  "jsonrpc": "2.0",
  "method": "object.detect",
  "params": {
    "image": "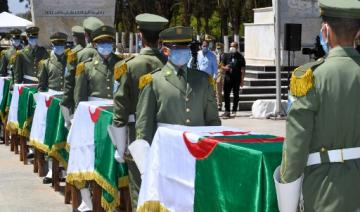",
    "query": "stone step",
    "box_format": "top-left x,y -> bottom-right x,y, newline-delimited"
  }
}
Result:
241,85 -> 288,94
245,70 -> 290,79
244,78 -> 289,87
239,93 -> 288,102
246,65 -> 297,72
